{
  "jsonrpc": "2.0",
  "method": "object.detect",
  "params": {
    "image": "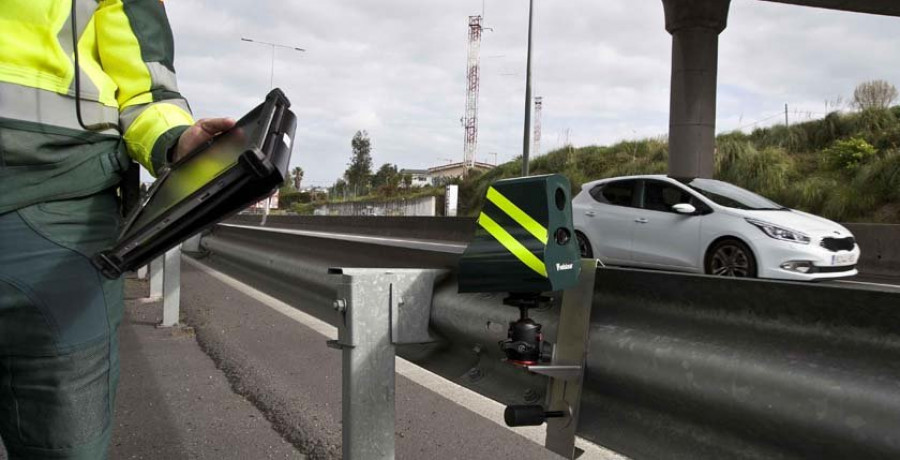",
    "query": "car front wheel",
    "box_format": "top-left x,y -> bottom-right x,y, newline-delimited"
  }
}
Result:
705,239 -> 757,278
576,231 -> 593,258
